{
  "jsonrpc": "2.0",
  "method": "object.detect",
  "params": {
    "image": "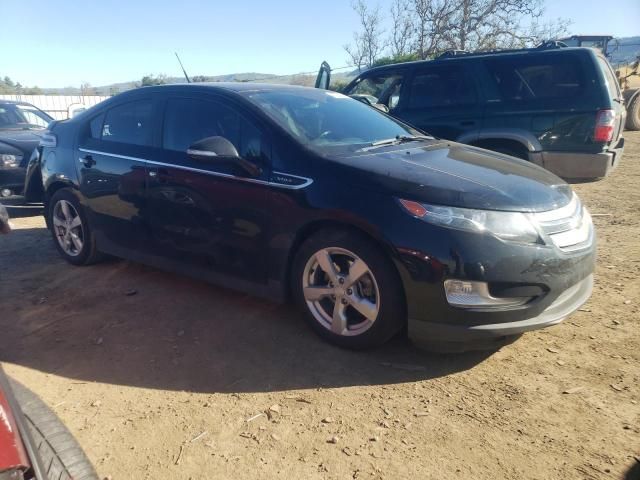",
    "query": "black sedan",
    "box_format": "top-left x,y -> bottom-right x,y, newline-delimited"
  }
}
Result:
0,100 -> 52,198
27,84 -> 595,350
